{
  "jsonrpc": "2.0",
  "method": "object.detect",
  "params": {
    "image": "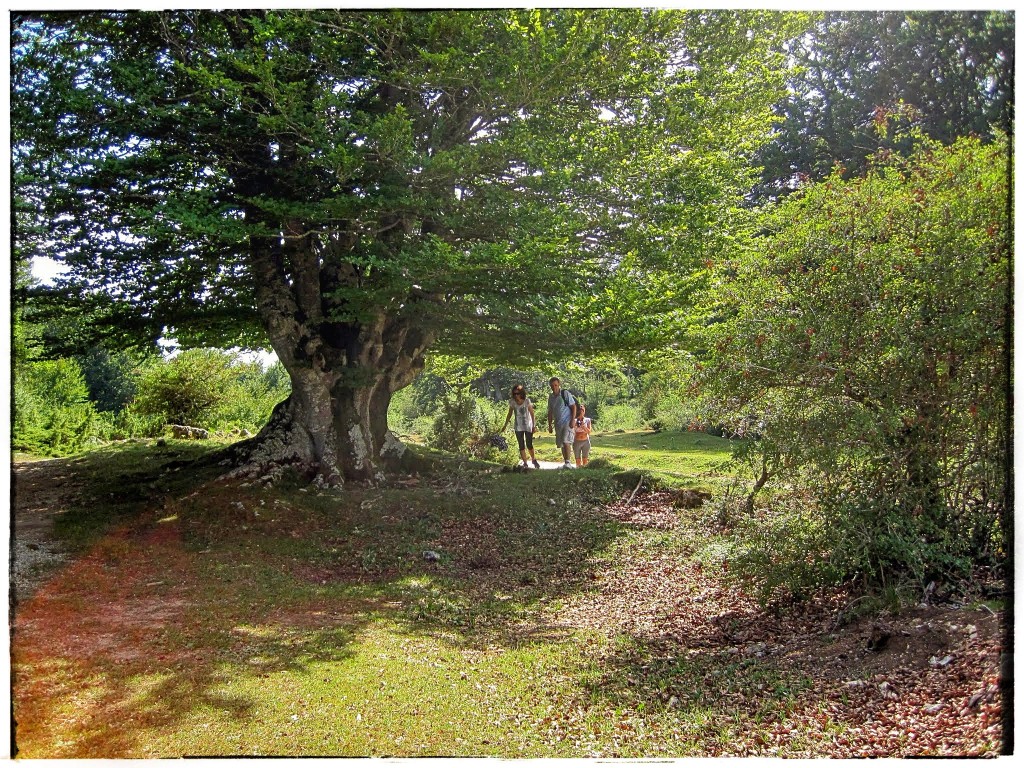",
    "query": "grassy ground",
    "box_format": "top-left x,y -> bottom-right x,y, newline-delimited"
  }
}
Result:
506,427 -> 736,483
587,429 -> 735,481
10,434 -> 1005,757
